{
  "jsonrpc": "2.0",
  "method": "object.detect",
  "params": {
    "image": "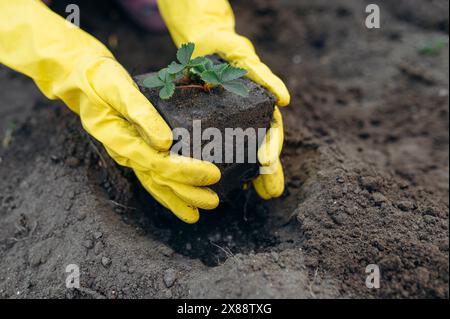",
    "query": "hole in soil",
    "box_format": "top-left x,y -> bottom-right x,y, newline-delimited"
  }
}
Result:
122,178 -> 280,267
81,108 -> 282,268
